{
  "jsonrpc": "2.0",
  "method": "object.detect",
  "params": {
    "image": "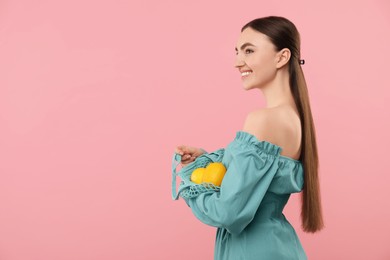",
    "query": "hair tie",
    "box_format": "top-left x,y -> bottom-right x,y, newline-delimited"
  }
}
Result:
299,59 -> 305,65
